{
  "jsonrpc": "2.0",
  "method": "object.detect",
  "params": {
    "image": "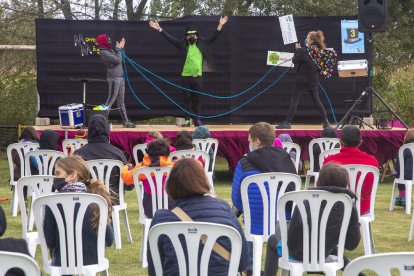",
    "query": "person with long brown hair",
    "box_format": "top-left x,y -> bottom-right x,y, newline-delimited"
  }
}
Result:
277,30 -> 332,129
147,158 -> 248,275
43,155 -> 114,266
